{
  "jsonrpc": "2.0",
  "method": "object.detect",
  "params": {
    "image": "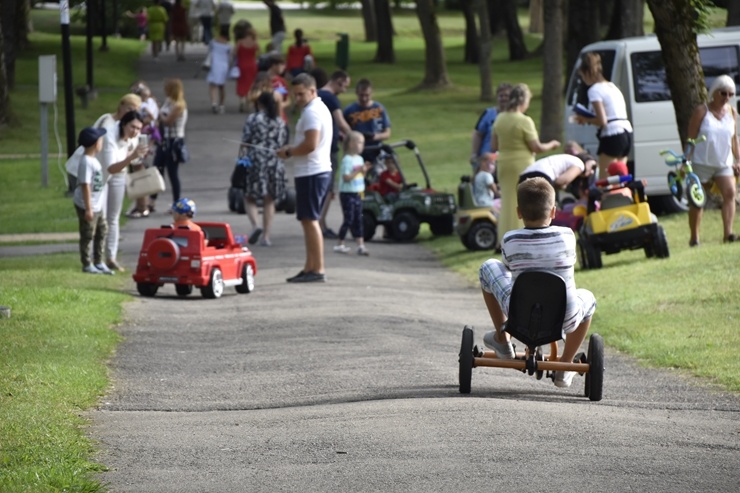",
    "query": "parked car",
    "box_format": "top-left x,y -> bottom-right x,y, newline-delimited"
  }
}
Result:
132,222 -> 257,299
